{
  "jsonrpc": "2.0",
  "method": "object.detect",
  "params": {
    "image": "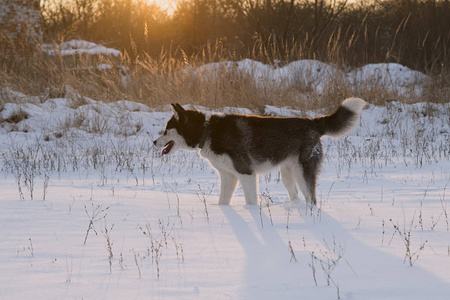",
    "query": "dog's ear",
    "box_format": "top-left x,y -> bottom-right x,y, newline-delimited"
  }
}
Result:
171,103 -> 185,120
